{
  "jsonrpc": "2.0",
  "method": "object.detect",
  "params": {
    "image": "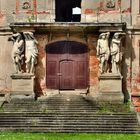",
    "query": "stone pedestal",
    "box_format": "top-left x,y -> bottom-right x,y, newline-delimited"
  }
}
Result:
11,74 -> 35,97
97,73 -> 124,103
